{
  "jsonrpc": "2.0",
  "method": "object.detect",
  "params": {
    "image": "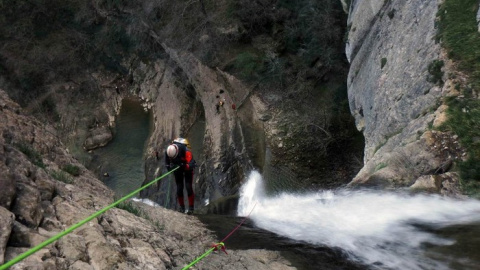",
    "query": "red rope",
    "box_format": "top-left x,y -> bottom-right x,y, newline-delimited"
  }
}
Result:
181,203 -> 258,269
220,202 -> 257,243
